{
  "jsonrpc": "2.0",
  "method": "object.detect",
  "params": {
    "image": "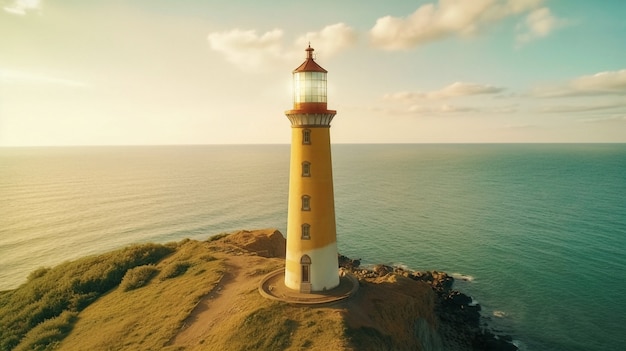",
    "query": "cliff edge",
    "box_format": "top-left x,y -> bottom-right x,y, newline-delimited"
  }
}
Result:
0,229 -> 517,351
